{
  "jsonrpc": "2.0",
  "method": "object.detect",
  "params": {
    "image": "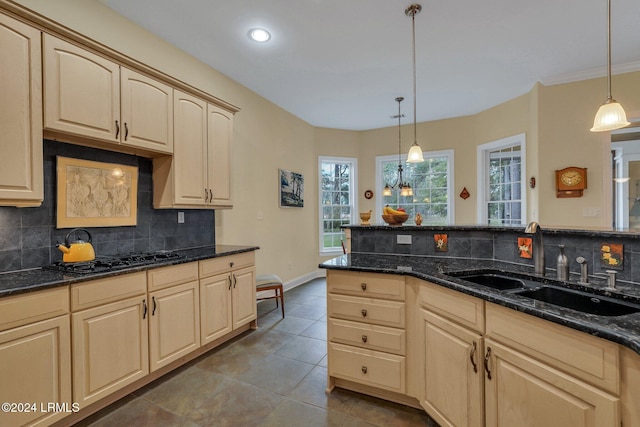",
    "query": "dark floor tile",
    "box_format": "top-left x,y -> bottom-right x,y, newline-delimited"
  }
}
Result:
288,303 -> 328,320
271,314 -> 316,335
288,366 -> 356,414
300,319 -> 327,340
347,394 -> 432,427
237,353 -> 315,395
275,335 -> 327,364
85,396 -> 198,427
258,398 -> 347,427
